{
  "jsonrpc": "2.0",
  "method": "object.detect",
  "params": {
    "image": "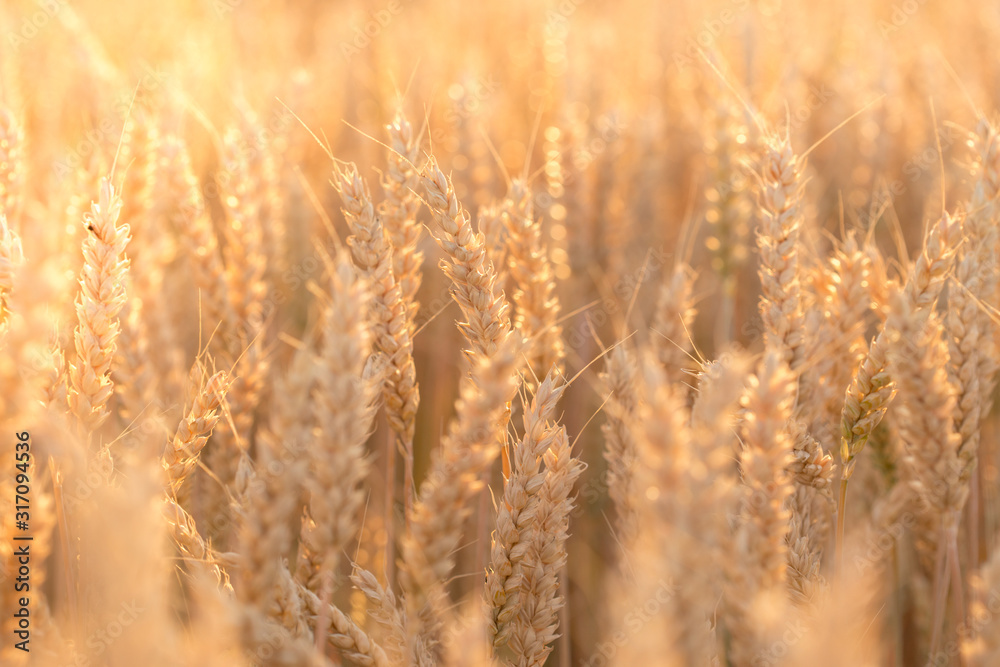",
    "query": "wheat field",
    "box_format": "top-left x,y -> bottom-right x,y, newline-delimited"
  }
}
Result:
2,0 -> 1000,665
